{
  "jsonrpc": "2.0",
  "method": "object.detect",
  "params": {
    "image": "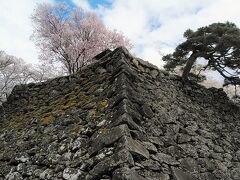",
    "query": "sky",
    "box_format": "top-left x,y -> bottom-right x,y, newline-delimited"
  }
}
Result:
0,0 -> 240,68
